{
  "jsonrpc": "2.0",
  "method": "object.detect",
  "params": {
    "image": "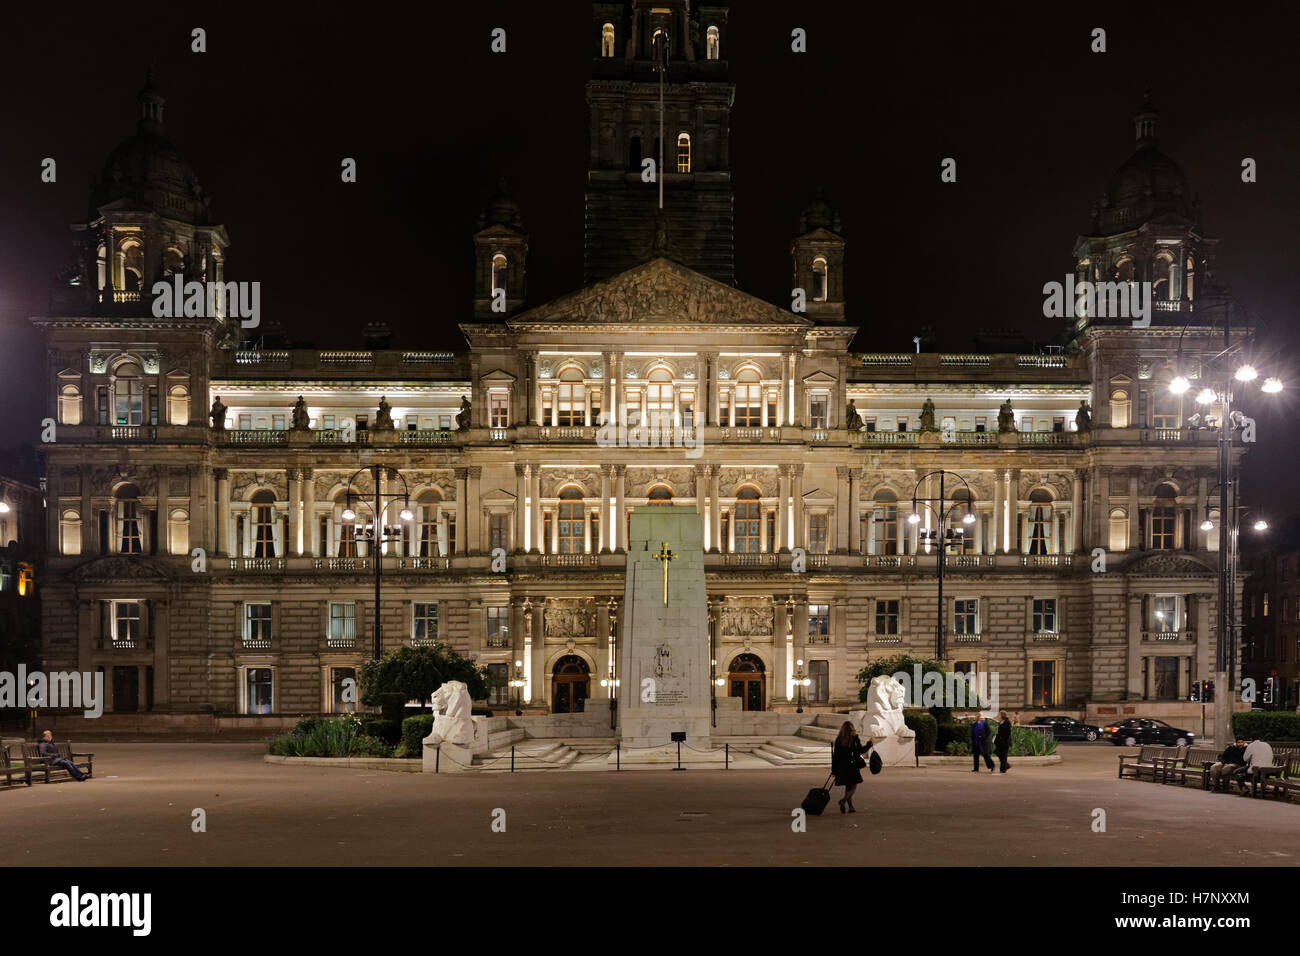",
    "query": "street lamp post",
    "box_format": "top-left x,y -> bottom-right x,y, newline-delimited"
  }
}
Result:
341,465 -> 413,661
510,659 -> 524,716
794,659 -> 810,714
908,470 -> 976,662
